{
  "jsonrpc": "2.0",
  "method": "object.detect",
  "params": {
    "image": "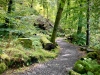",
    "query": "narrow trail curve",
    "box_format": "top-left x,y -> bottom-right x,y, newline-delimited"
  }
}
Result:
14,38 -> 82,75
